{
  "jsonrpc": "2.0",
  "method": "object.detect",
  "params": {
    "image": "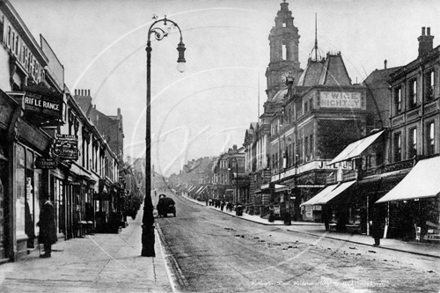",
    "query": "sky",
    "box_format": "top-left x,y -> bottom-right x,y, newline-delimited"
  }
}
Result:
11,0 -> 440,176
